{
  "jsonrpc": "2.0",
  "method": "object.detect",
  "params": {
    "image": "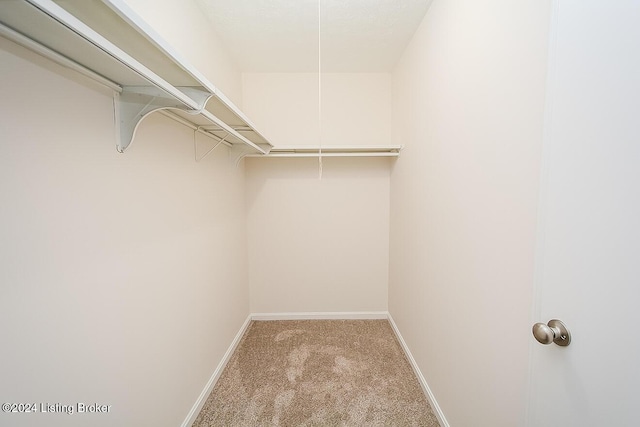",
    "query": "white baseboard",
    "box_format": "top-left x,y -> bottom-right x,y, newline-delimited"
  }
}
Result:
180,314 -> 252,427
250,311 -> 389,320
387,313 -> 450,427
